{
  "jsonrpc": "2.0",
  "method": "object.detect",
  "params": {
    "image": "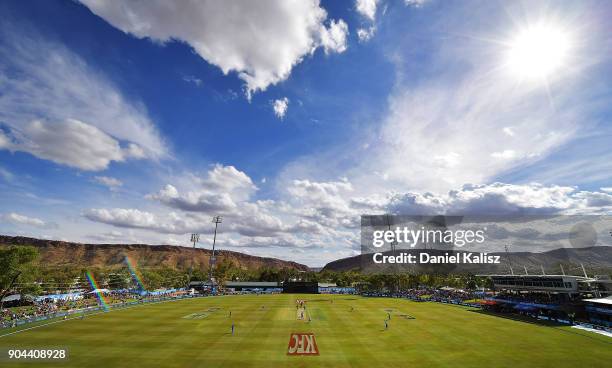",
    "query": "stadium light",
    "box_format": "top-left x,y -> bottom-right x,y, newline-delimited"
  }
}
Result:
187,233 -> 200,288
209,216 -> 223,291
505,244 -> 515,275
190,233 -> 200,248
